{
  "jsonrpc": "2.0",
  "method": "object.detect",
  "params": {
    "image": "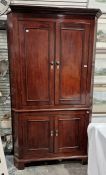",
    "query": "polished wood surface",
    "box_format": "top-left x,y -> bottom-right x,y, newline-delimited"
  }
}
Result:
22,115 -> 54,154
55,22 -> 90,105
19,21 -> 55,106
9,4 -> 101,19
55,114 -> 85,153
7,5 -> 101,169
13,110 -> 88,160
